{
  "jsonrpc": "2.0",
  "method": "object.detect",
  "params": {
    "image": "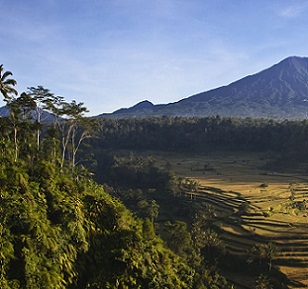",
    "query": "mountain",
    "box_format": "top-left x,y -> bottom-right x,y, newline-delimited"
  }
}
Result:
100,56 -> 308,119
